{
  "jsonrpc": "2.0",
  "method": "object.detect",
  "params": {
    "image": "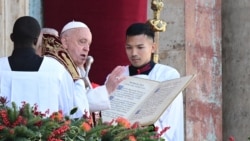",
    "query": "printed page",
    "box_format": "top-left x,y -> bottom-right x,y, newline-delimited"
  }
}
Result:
101,76 -> 159,123
128,75 -> 195,126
